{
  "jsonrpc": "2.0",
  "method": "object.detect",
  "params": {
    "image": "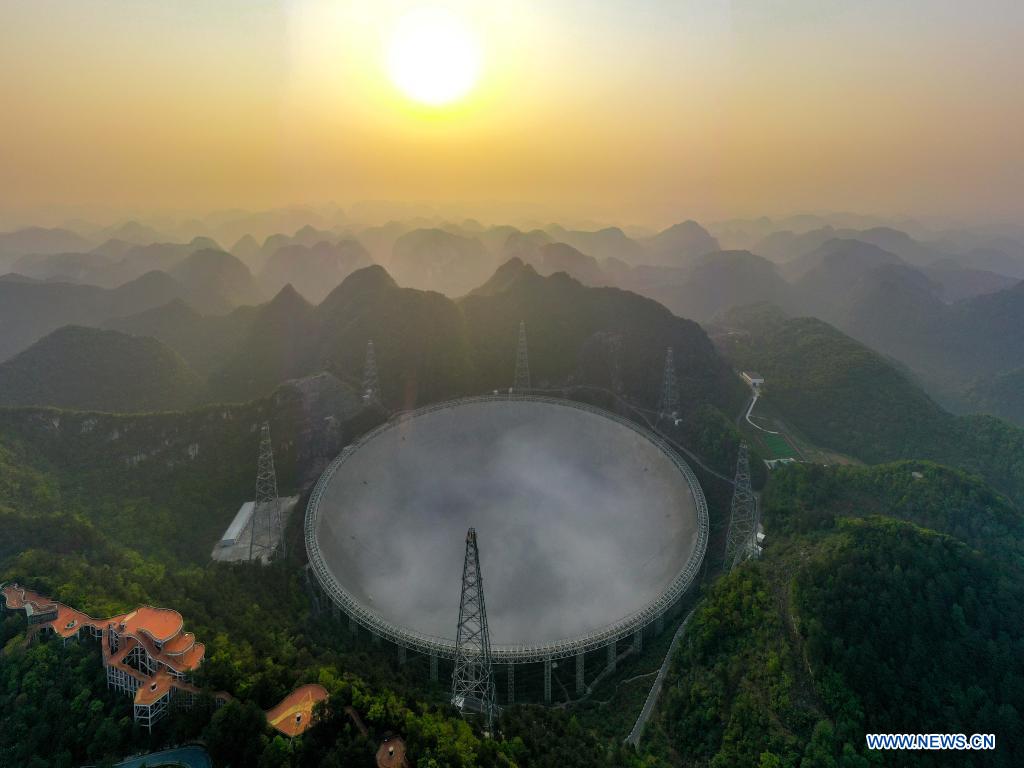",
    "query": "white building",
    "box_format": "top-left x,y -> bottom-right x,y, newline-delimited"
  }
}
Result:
219,501 -> 256,546
741,371 -> 765,388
